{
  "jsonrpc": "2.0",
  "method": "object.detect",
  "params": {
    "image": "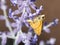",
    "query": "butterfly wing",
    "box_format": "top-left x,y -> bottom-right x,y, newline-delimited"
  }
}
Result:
34,20 -> 43,36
